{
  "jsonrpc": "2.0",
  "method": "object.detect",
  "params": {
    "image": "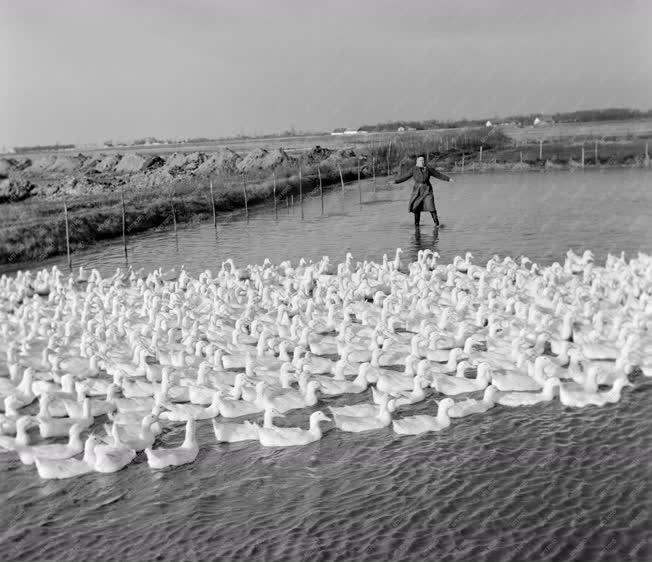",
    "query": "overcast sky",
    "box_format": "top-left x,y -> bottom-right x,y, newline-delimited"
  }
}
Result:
1,0 -> 650,147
